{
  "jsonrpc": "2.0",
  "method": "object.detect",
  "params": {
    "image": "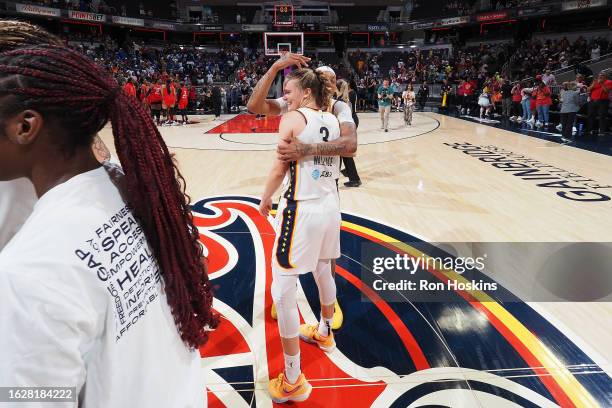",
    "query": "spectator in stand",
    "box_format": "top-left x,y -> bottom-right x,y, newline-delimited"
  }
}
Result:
500,79 -> 513,118
542,70 -> 556,87
534,81 -> 552,128
457,79 -> 474,115
417,82 -> 429,111
586,71 -> 612,137
559,81 -> 580,141
510,81 -> 522,122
